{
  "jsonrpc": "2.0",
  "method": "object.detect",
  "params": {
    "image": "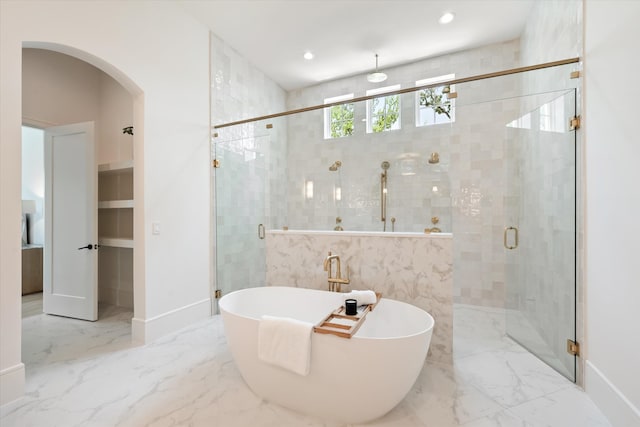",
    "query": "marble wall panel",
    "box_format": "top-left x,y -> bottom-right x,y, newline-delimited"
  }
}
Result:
265,230 -> 453,363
